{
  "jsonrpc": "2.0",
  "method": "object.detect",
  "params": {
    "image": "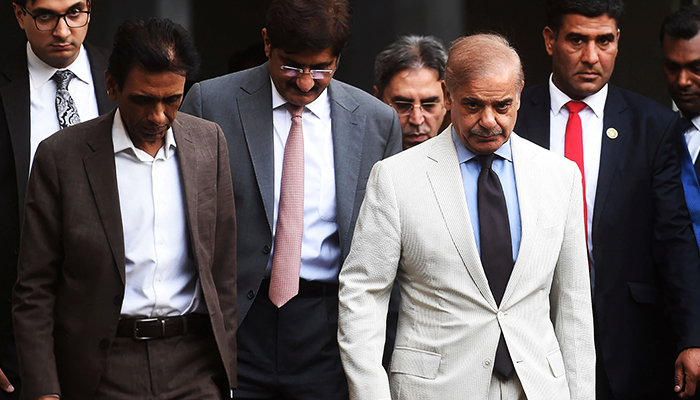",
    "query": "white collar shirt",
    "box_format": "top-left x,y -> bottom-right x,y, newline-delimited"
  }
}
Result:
27,42 -> 100,170
112,108 -> 204,317
549,74 -> 607,271
269,79 -> 340,282
684,114 -> 700,164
